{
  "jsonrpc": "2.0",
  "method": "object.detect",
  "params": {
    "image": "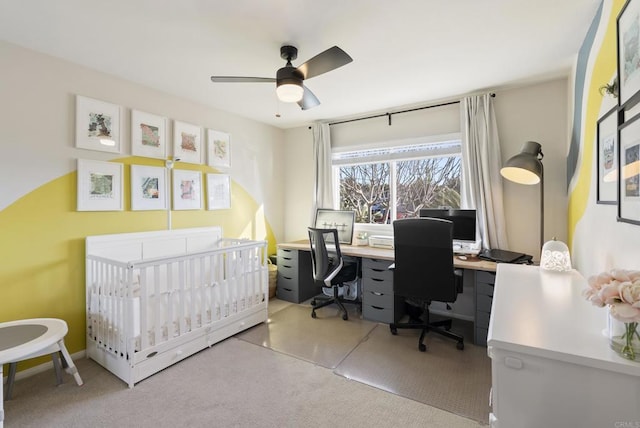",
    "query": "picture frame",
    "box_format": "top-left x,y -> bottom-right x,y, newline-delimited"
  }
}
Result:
596,106 -> 619,204
207,129 -> 231,168
131,110 -> 167,159
618,0 -> 640,109
172,169 -> 202,210
75,95 -> 122,153
173,120 -> 202,164
206,173 -> 231,210
314,209 -> 356,245
130,165 -> 167,211
77,159 -> 124,211
617,113 -> 640,225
